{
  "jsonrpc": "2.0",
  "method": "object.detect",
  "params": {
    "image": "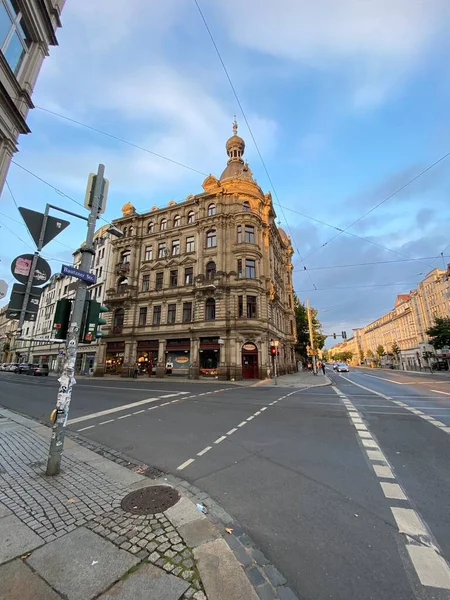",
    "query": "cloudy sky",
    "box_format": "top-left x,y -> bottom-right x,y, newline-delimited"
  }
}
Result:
1,0 -> 449,342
